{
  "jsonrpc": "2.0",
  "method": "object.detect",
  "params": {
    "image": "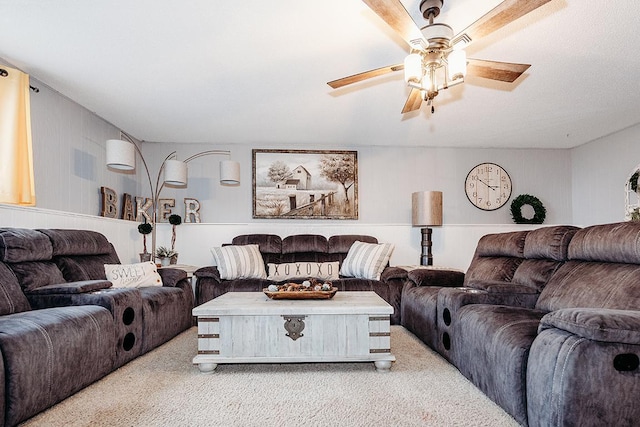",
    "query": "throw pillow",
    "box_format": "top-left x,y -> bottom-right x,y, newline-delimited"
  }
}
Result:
267,261 -> 340,281
210,244 -> 267,280
340,241 -> 395,281
104,262 -> 163,288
